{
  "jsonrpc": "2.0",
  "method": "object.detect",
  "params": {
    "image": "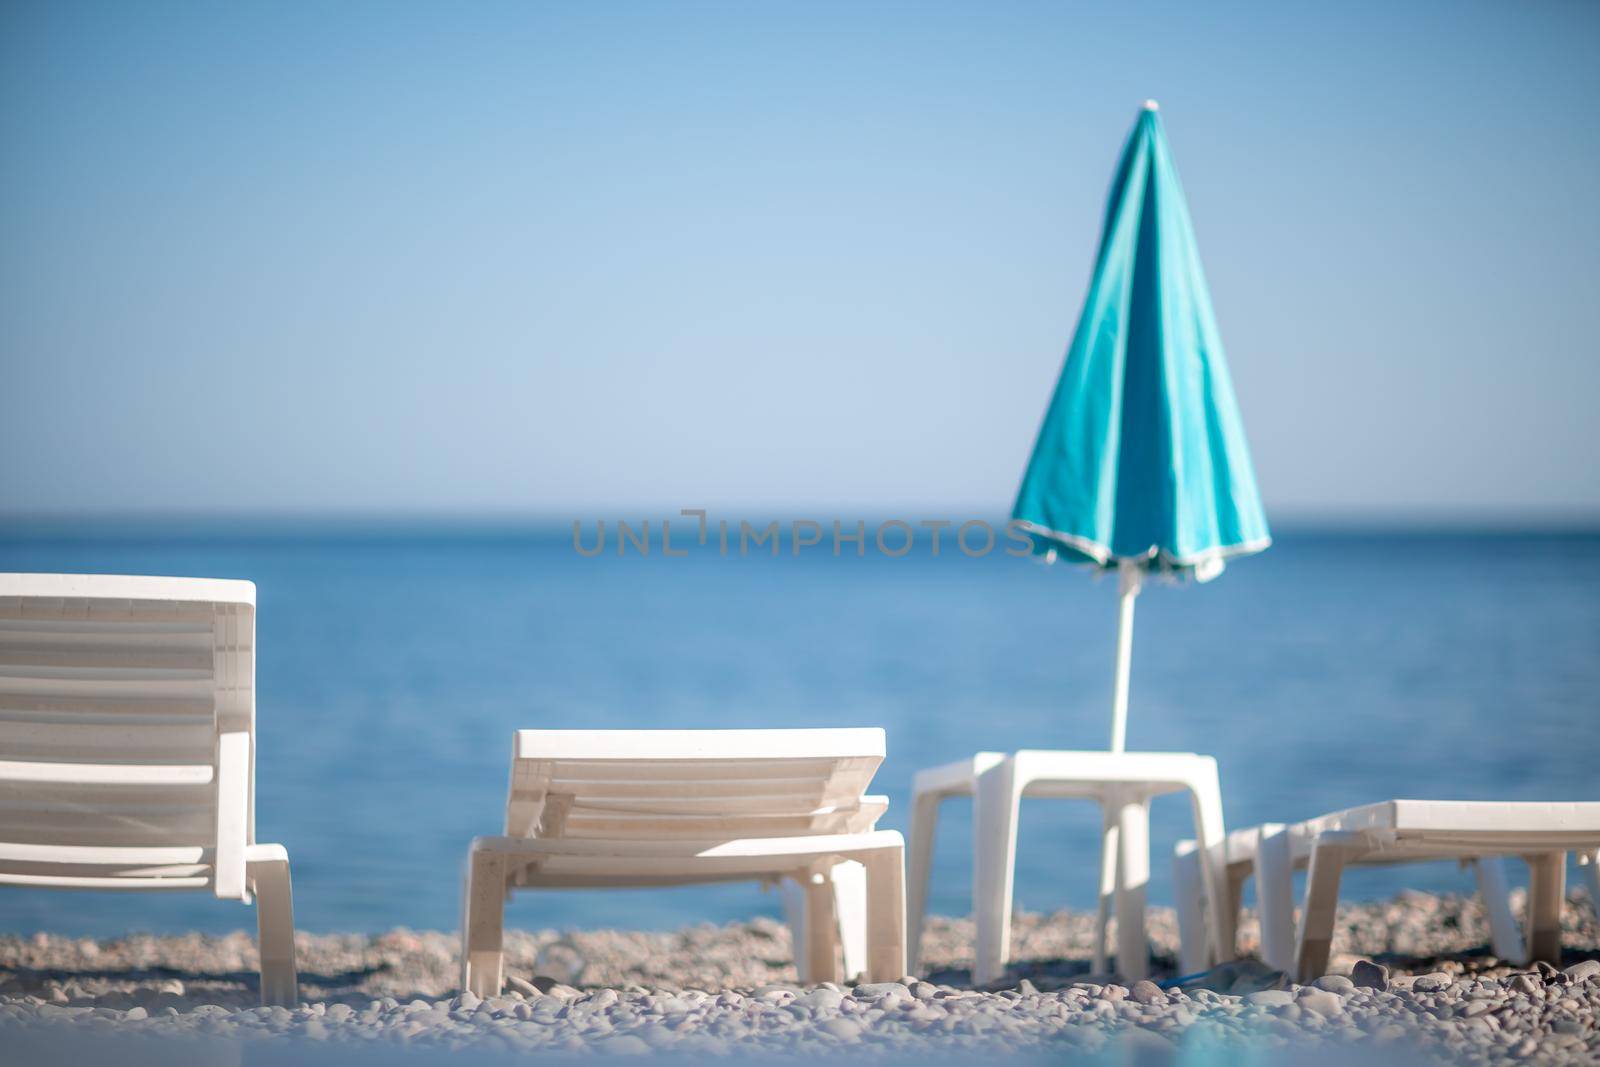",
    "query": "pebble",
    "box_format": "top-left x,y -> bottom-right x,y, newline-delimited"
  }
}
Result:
1297,989 -> 1343,1017
1129,980 -> 1164,1005
802,989 -> 843,1011
854,982 -> 907,999
1564,960 -> 1600,984
504,975 -> 540,997
1352,959 -> 1390,991
1413,972 -> 1451,993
